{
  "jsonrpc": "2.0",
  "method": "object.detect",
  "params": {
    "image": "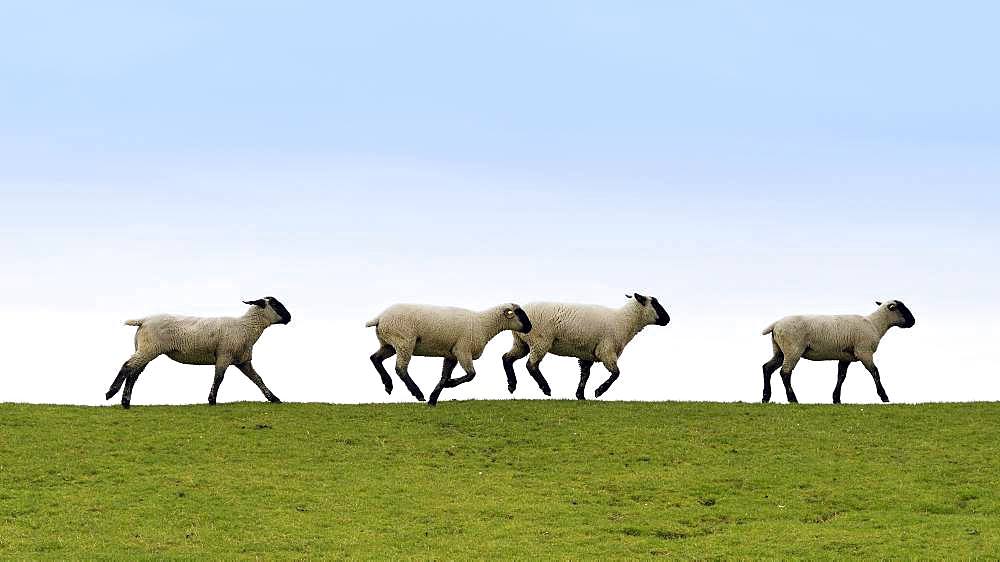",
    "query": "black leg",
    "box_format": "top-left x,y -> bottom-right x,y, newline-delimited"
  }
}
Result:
833,360 -> 850,404
525,357 -> 552,396
394,349 -> 425,402
446,372 -> 476,387
395,367 -> 425,402
236,362 -> 280,403
502,341 -> 528,394
762,352 -> 783,403
780,370 -> 798,403
106,363 -> 131,400
594,367 -> 620,398
576,360 -> 593,400
109,353 -> 155,403
861,359 -> 889,403
428,357 -> 458,407
121,370 -> 144,409
444,356 -> 478,388
780,371 -> 797,403
208,363 -> 228,405
778,351 -> 803,404
370,345 -> 396,394
117,355 -> 155,409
